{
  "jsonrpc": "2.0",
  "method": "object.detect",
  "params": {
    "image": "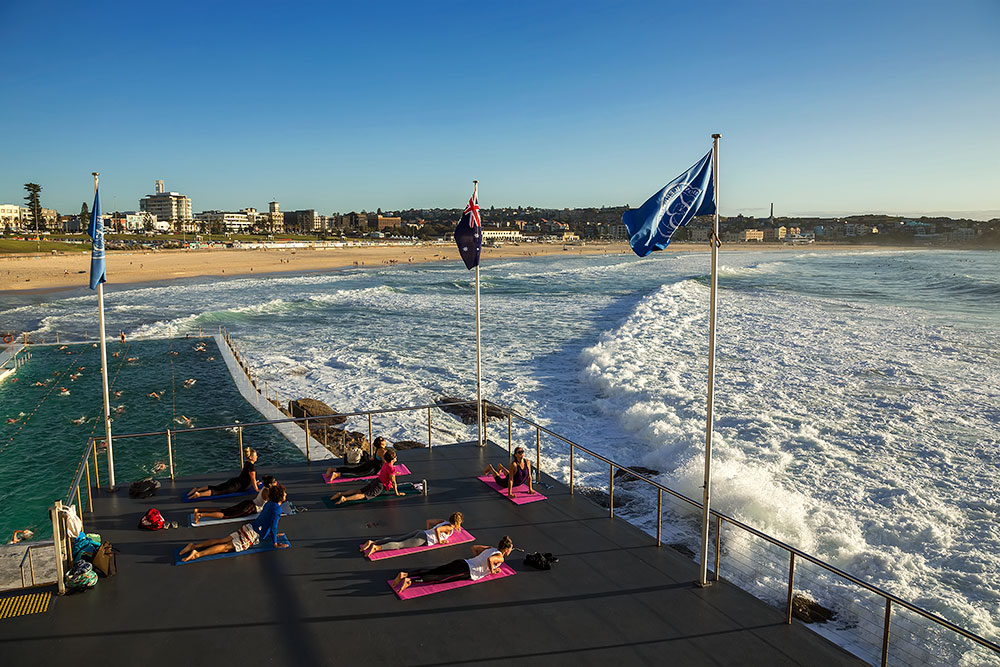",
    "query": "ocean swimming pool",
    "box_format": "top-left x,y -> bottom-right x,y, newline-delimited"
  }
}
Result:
0,337 -> 302,541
